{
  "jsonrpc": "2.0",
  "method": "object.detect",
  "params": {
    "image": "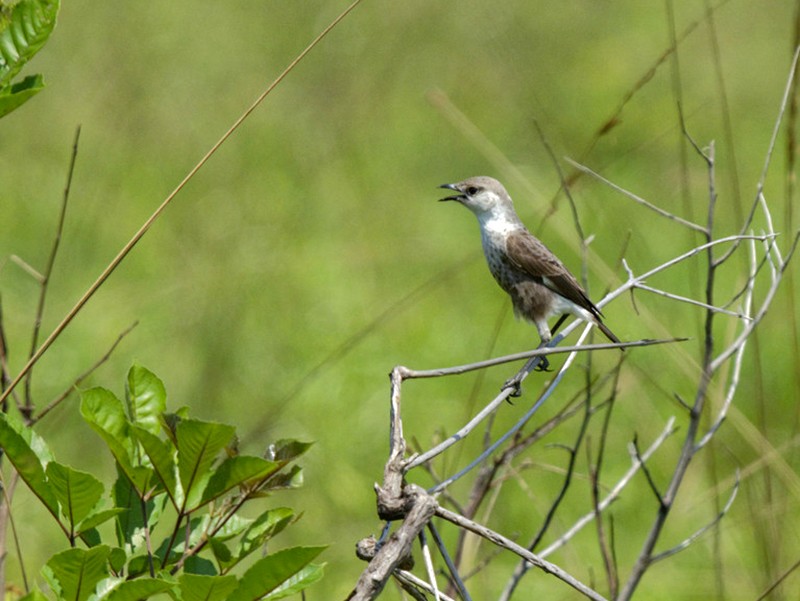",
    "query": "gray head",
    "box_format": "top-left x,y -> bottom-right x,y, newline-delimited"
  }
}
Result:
439,176 -> 518,221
